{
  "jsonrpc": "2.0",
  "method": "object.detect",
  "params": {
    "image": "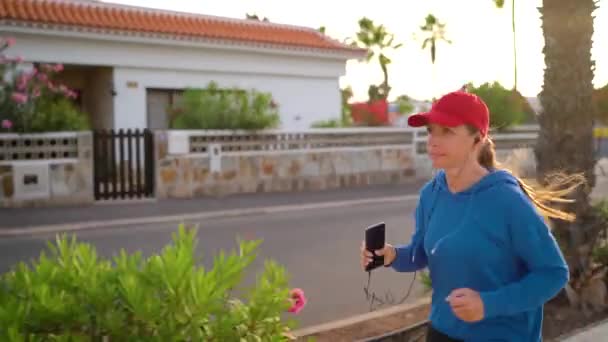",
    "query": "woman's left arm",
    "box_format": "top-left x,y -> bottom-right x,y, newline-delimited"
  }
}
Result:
479,187 -> 569,319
